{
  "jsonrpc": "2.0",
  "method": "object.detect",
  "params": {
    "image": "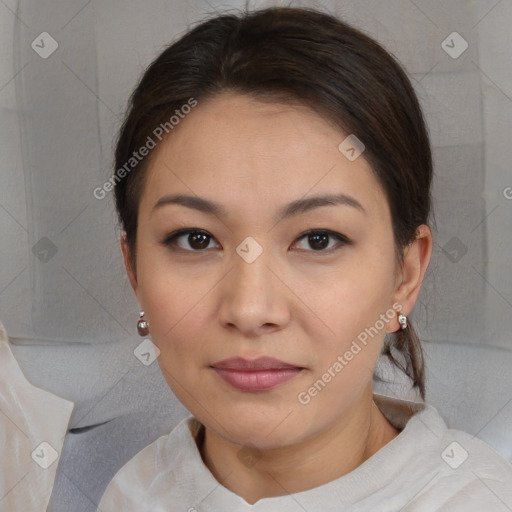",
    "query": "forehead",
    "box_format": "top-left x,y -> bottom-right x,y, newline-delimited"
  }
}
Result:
139,92 -> 390,223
